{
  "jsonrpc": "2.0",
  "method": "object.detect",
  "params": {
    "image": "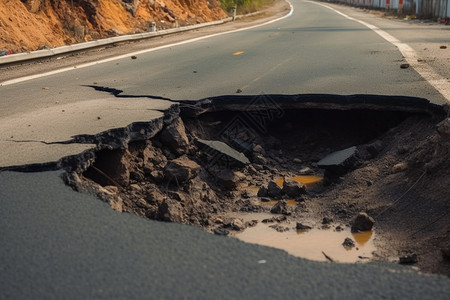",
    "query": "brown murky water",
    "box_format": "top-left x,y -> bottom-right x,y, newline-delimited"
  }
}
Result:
274,175 -> 323,187
234,213 -> 375,263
